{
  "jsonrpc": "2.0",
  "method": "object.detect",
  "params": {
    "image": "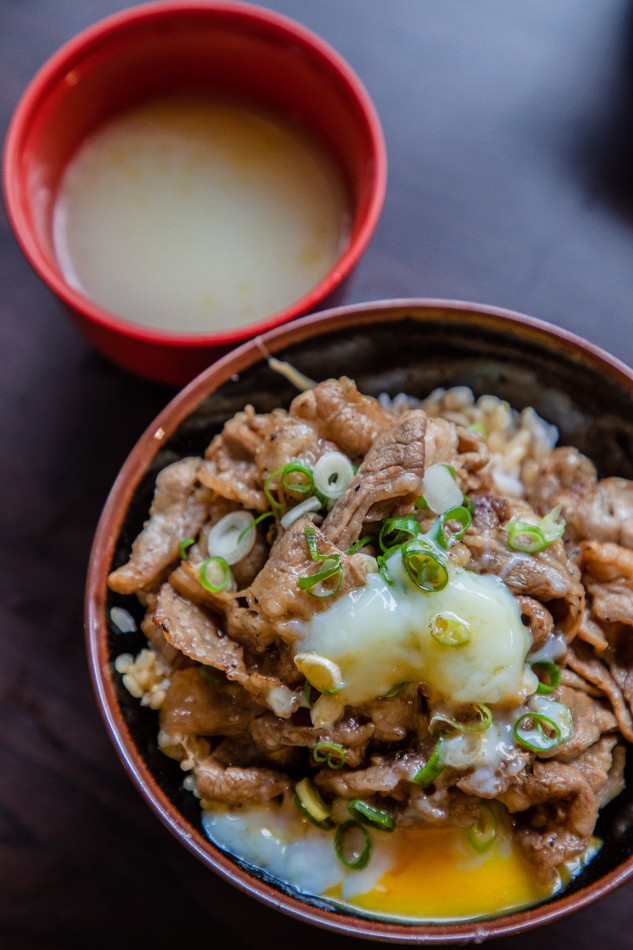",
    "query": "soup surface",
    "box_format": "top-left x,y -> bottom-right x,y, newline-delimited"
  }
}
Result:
53,96 -> 351,334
